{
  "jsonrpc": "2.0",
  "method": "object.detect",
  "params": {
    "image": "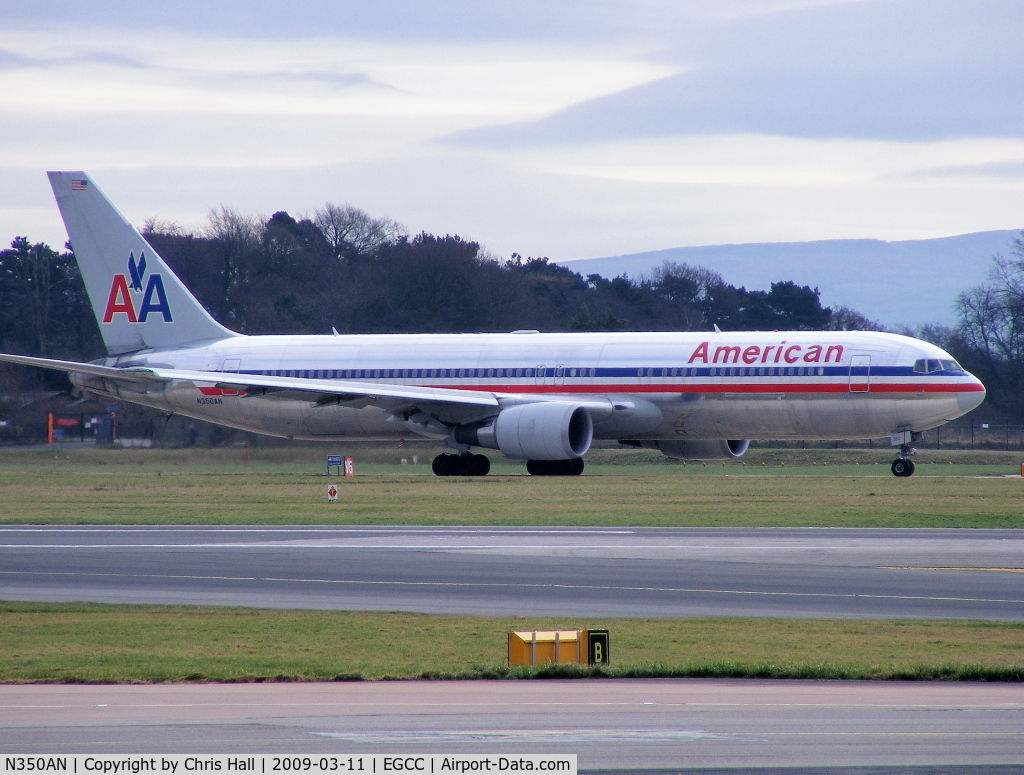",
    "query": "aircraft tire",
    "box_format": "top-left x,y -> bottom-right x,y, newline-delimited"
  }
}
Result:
472,454 -> 491,476
526,458 -> 584,476
450,454 -> 481,476
432,454 -> 455,476
891,458 -> 915,477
